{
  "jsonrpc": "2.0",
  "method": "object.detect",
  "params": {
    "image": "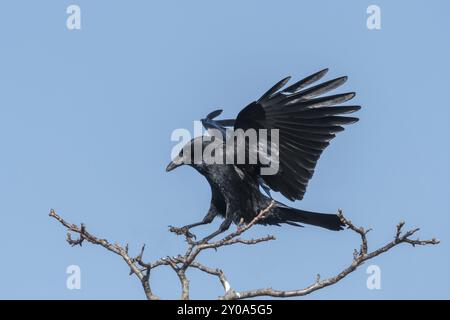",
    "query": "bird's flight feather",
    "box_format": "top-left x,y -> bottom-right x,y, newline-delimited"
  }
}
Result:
224,69 -> 360,200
